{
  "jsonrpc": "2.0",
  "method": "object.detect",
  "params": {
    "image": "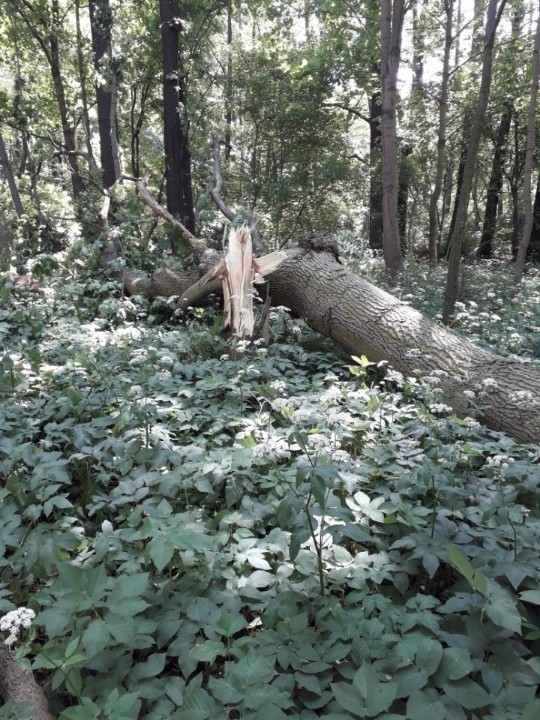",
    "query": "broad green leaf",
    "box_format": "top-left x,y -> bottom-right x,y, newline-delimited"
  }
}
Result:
214,611 -> 245,638
439,647 -> 473,681
415,638 -> 443,676
406,691 -> 446,720
208,675 -> 242,704
523,699 -> 540,720
191,640 -> 226,664
443,679 -> 492,709
520,589 -> 540,605
82,619 -> 111,657
485,585 -> 521,633
148,538 -> 174,572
